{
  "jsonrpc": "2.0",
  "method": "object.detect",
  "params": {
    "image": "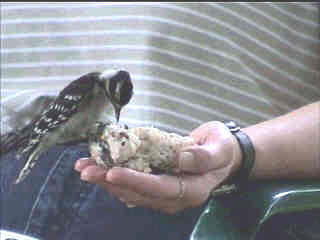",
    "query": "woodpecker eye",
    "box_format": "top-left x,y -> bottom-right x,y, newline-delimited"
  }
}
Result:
119,79 -> 133,106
